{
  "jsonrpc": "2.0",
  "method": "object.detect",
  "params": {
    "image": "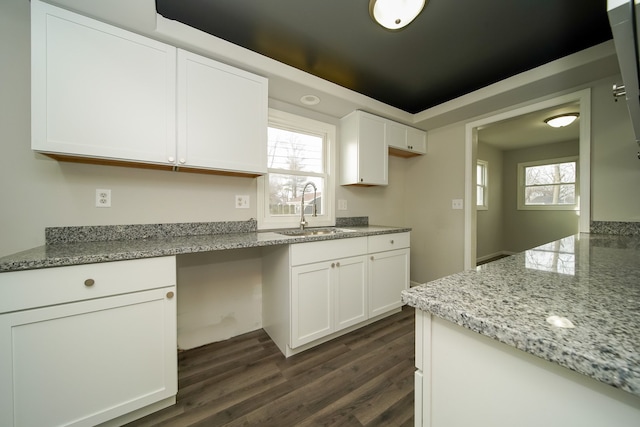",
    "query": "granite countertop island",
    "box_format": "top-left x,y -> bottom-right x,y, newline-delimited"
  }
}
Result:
0,218 -> 410,273
402,232 -> 640,398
